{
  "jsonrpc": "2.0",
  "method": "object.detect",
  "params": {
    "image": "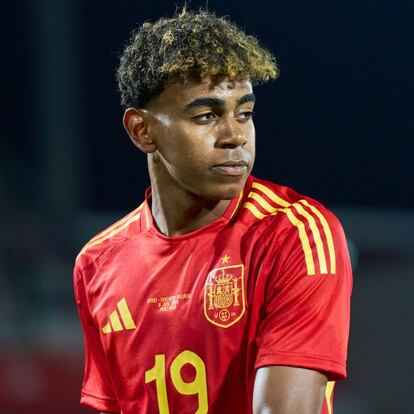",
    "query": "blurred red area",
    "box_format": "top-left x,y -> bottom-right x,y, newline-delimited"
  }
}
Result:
0,350 -> 96,414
